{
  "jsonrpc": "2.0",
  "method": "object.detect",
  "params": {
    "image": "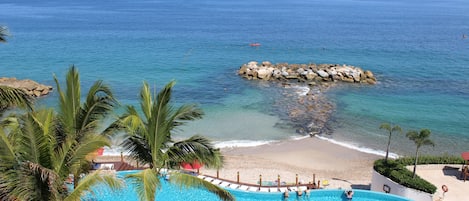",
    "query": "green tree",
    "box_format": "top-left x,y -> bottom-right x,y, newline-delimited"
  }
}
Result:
0,109 -> 122,200
379,123 -> 402,162
114,81 -> 234,201
0,26 -> 9,43
53,65 -> 119,188
406,129 -> 435,178
0,66 -> 123,200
